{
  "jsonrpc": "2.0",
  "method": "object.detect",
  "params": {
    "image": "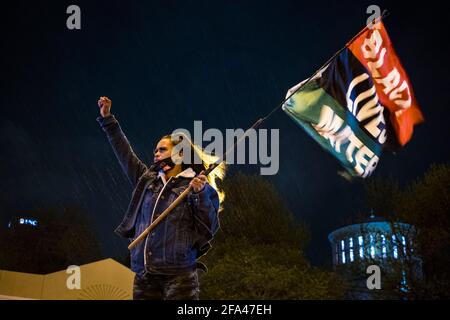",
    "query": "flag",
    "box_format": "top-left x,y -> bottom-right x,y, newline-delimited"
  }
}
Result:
282,21 -> 423,178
